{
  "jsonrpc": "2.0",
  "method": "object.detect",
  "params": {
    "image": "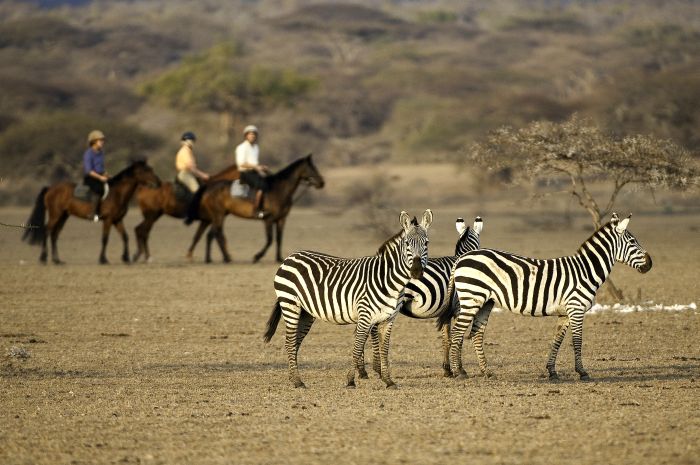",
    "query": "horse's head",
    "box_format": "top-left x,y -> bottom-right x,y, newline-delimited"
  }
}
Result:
300,154 -> 325,189
610,213 -> 652,274
132,160 -> 161,188
400,209 -> 432,279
